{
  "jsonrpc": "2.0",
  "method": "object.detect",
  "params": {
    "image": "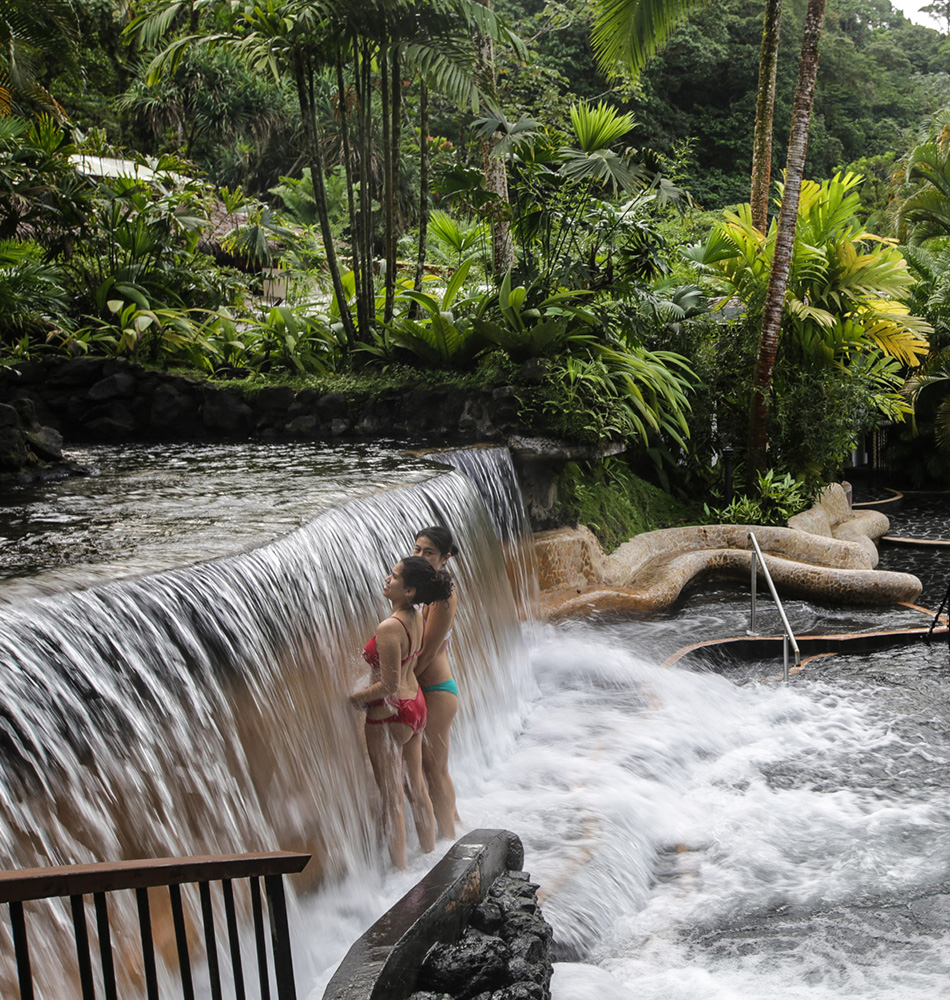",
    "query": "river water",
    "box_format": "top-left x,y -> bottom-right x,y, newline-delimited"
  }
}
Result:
1,448 -> 948,1000
0,442 -> 441,601
298,606 -> 950,1000
294,491 -> 950,1000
